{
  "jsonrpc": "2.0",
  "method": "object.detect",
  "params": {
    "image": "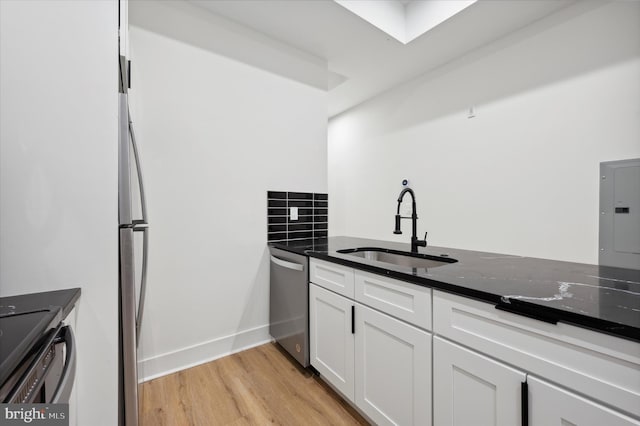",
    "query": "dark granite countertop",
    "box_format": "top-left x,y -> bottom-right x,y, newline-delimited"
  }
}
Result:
270,236 -> 640,342
0,288 -> 81,387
